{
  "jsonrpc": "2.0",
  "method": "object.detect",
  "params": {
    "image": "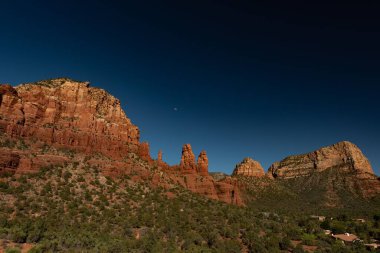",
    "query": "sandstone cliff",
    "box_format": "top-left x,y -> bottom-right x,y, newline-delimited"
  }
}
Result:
267,141 -> 380,200
233,157 -> 265,177
268,141 -> 375,179
0,78 -> 140,159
